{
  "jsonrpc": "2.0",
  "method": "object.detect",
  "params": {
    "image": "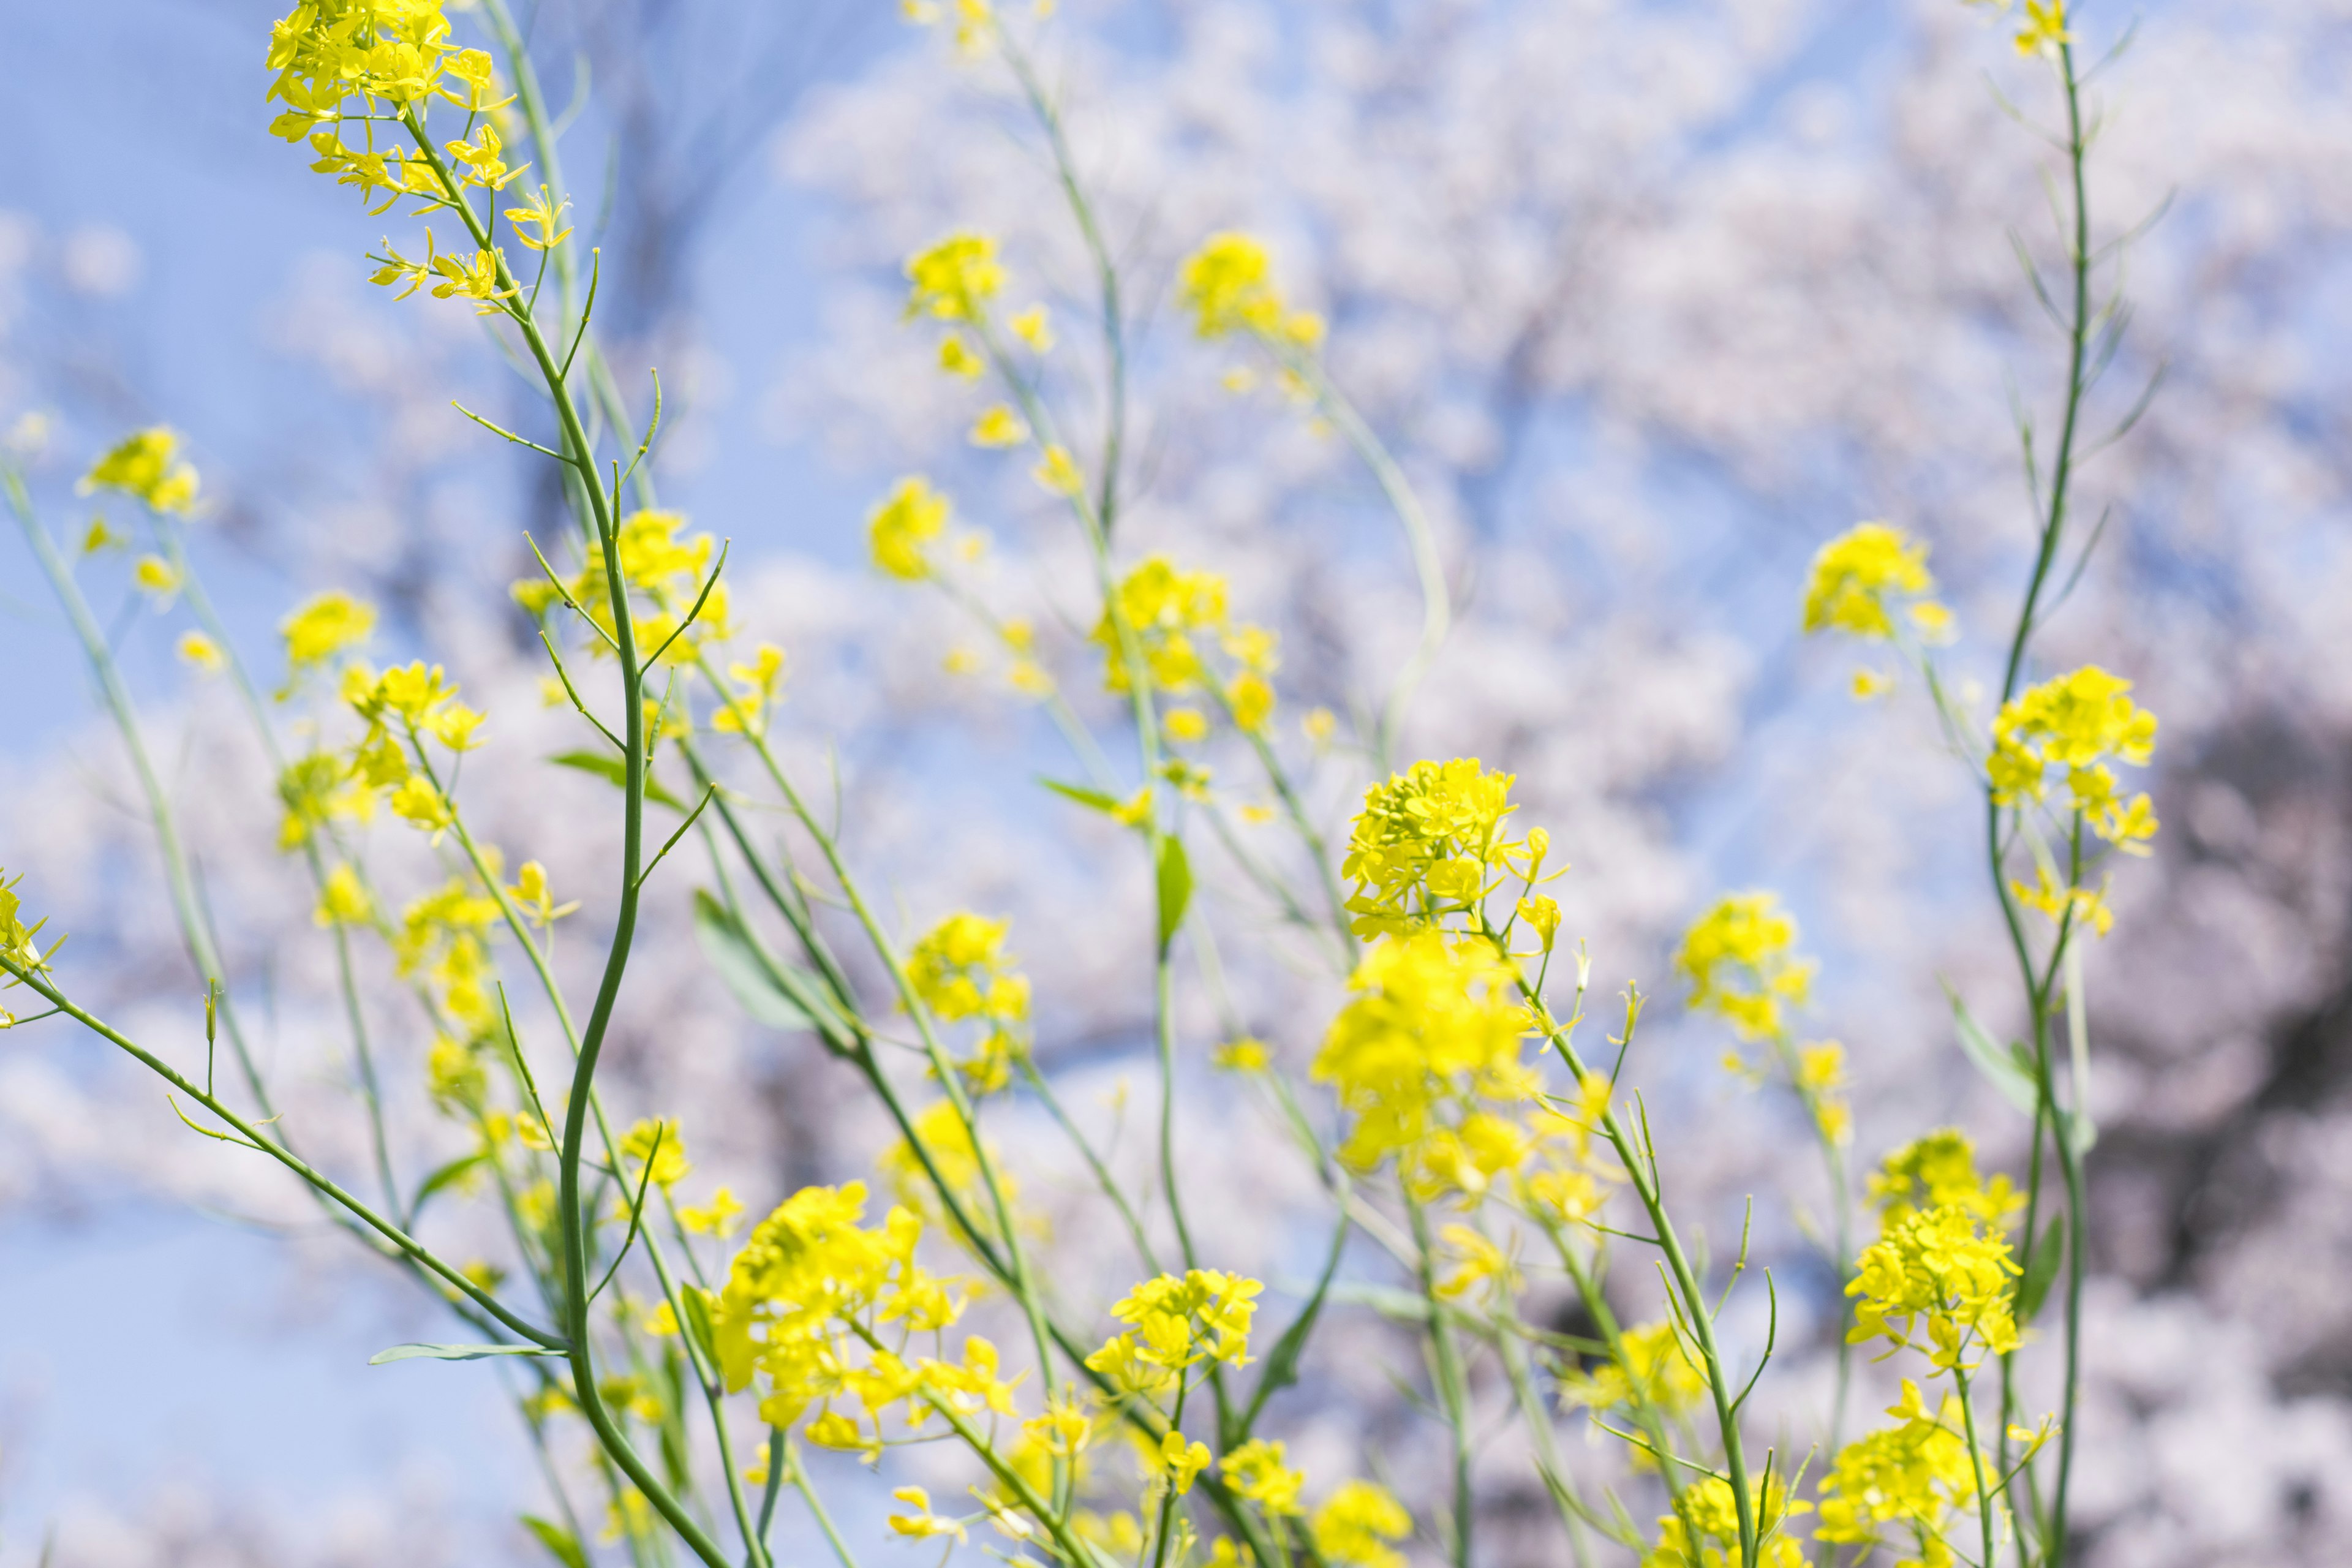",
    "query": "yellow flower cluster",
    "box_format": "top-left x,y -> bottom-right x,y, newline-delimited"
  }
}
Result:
1219,1438 -> 1306,1517
907,913 -> 1027,1023
1558,1321 -> 1707,1417
516,508 -> 729,666
905,232 -> 1004,323
1312,931 -> 1534,1182
1847,1203 -> 2021,1370
1177,233 -> 1325,348
395,875 -> 504,1035
281,590 -> 377,673
80,428 -> 199,515
1093,556 -> 1227,693
1986,665 -> 2159,851
907,911 -> 1029,1095
1308,1480 -> 1413,1568
1338,760 -> 1525,940
1082,1269 -> 1261,1401
1674,892 -> 1816,1042
711,1182 -> 1000,1452
1815,1380 -> 1980,1559
1646,1476 -> 1807,1568
0,870 -> 54,999
1801,522 -> 1951,643
1868,1129 -> 2021,1231
867,477 -> 952,582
